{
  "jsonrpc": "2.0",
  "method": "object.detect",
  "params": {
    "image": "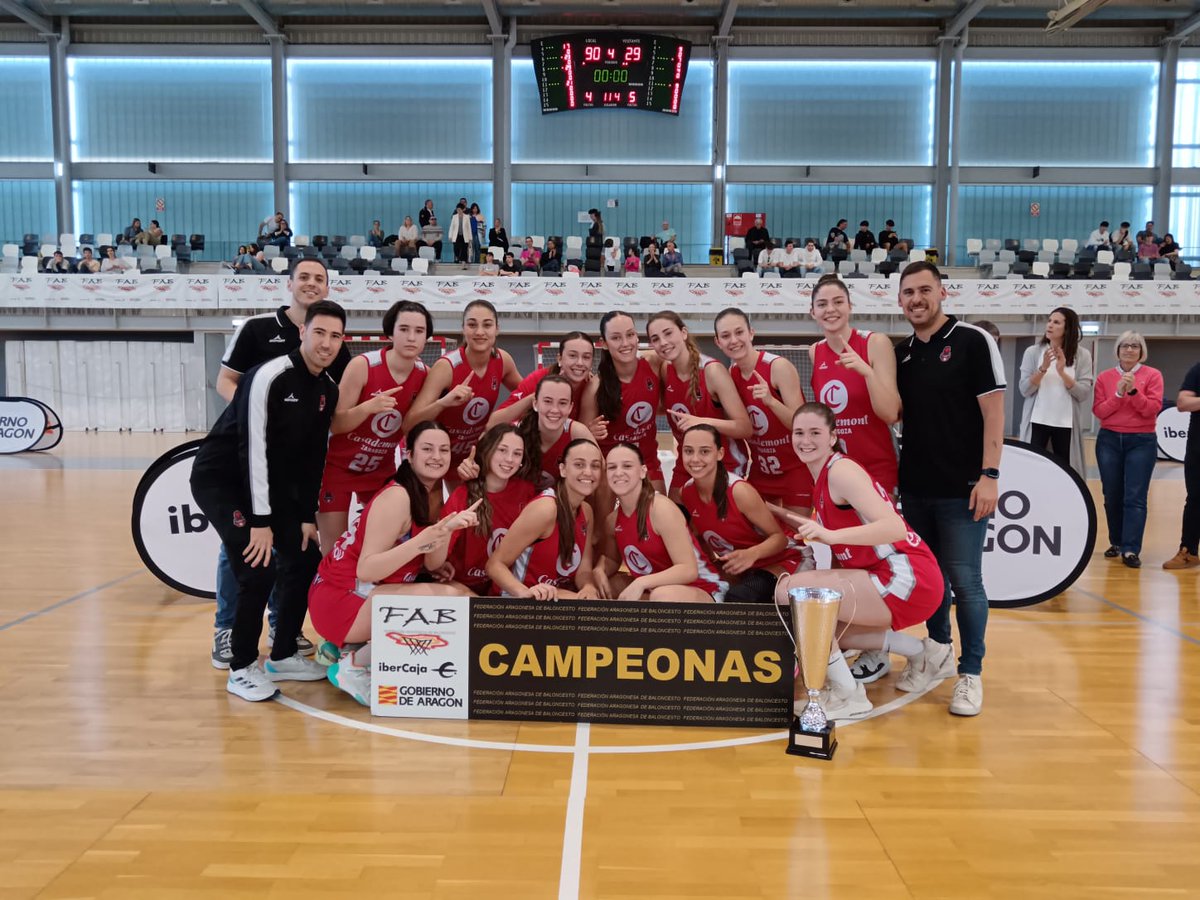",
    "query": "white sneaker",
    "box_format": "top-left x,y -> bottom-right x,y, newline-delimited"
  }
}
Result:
263,653 -> 327,682
227,663 -> 279,702
895,637 -> 956,693
948,674 -> 983,716
823,681 -> 873,721
850,649 -> 891,684
328,660 -> 371,706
